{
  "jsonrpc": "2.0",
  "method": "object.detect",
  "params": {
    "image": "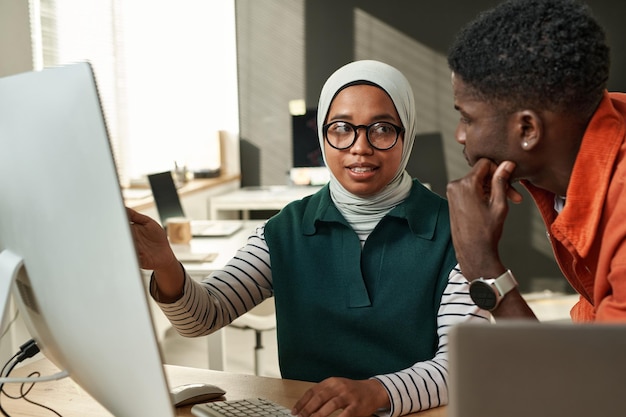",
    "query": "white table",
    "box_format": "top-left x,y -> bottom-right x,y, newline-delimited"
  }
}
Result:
145,220 -> 262,371
169,220 -> 261,279
209,185 -> 322,219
